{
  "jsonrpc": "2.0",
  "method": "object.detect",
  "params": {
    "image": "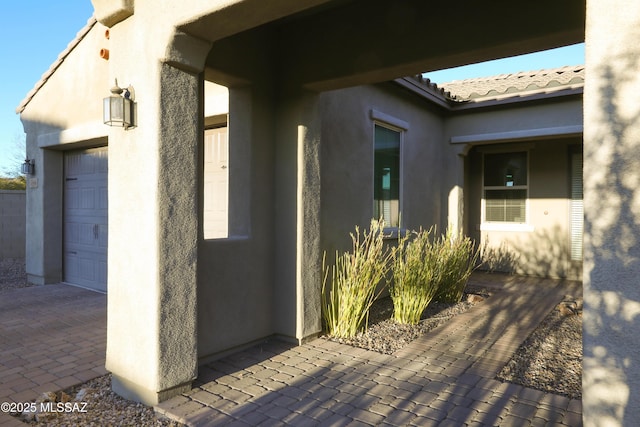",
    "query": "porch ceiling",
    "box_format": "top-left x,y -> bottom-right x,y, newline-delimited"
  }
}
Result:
200,0 -> 585,91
